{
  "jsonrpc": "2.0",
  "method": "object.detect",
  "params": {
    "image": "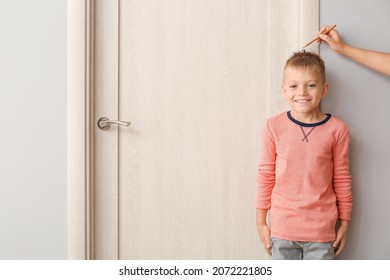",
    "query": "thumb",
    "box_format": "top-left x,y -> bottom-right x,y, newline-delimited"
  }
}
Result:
265,237 -> 272,249
264,237 -> 272,256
